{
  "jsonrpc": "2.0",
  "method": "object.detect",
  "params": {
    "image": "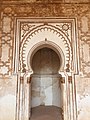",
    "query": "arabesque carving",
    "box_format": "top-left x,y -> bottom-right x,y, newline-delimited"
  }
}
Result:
0,3 -> 90,77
